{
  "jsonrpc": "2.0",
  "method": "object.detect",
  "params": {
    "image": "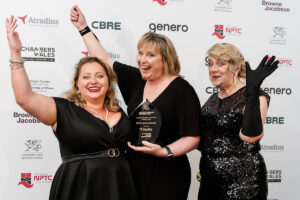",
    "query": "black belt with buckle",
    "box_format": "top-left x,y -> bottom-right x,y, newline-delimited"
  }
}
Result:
62,148 -> 125,164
